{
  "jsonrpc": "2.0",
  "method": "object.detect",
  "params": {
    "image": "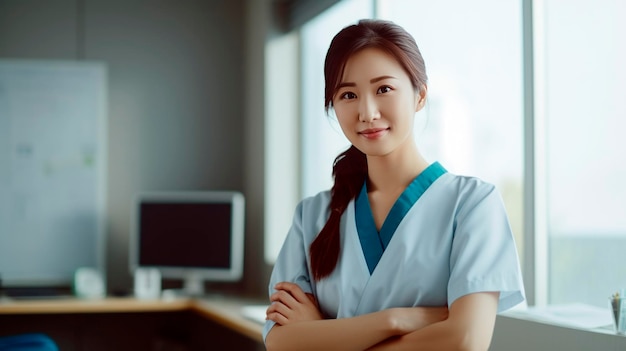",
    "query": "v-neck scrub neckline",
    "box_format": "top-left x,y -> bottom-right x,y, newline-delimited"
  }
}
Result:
355,162 -> 447,274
